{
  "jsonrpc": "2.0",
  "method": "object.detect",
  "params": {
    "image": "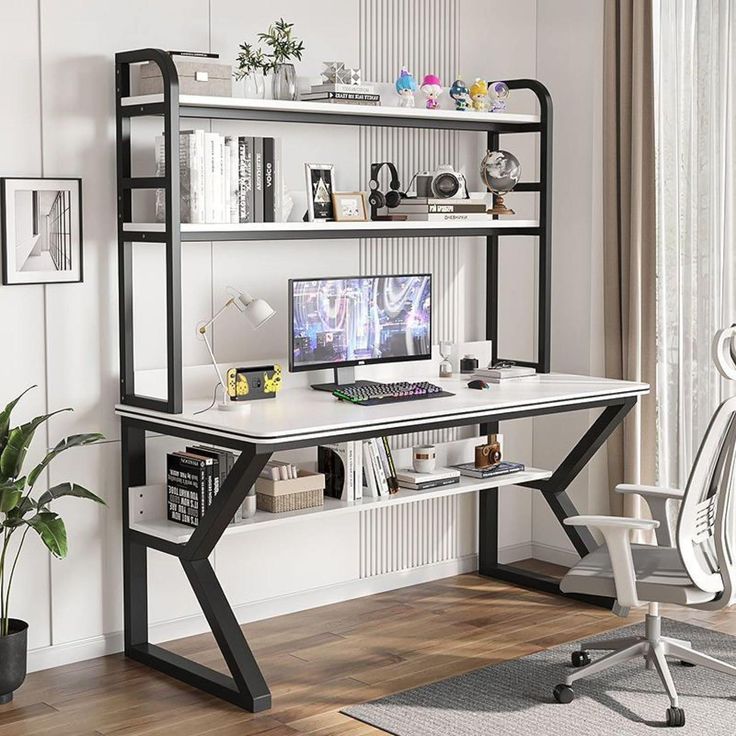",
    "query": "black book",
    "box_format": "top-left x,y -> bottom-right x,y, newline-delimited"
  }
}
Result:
167,452 -> 209,527
186,446 -> 222,509
253,137 -> 264,223
318,444 -> 349,500
238,136 -> 254,223
263,137 -> 276,223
